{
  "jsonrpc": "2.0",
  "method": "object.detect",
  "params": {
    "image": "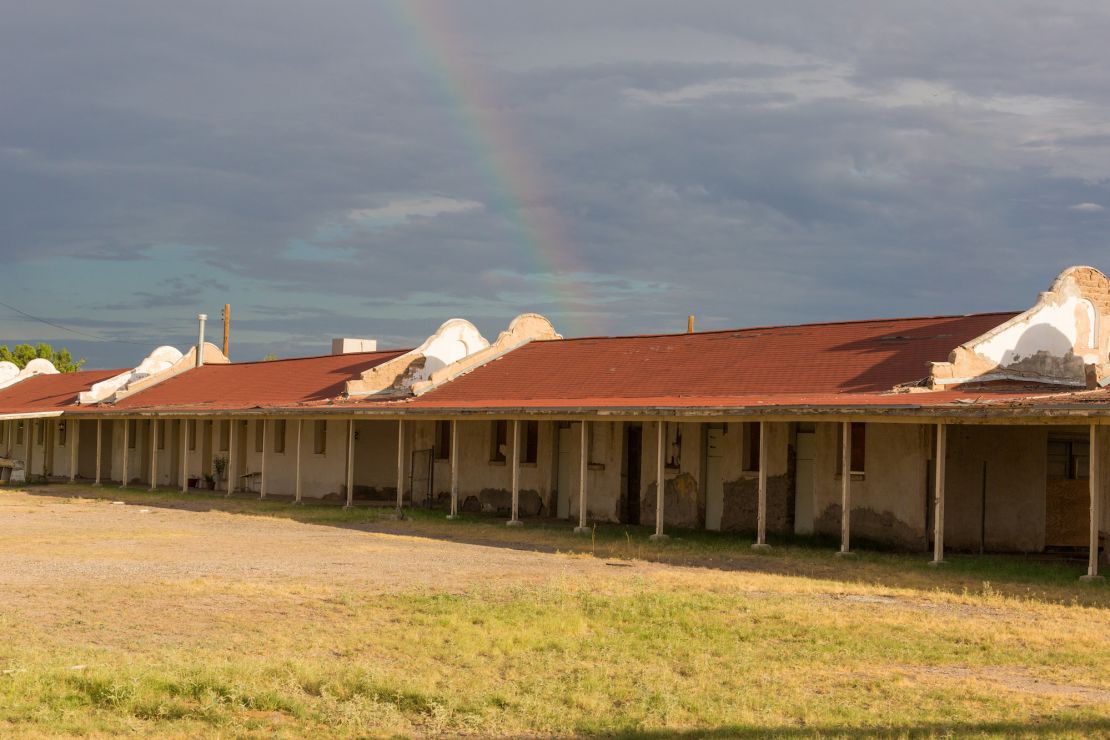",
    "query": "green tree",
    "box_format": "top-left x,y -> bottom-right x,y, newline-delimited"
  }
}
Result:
0,343 -> 85,373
